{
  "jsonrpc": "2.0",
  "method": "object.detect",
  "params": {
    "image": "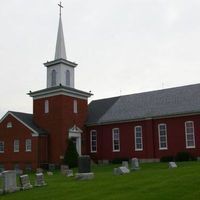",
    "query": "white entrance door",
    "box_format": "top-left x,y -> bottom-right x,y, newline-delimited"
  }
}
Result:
68,125 -> 82,155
